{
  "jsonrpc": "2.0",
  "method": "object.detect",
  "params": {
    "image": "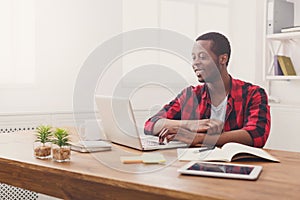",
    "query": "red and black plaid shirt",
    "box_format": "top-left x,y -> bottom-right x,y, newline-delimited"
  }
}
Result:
144,77 -> 270,147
